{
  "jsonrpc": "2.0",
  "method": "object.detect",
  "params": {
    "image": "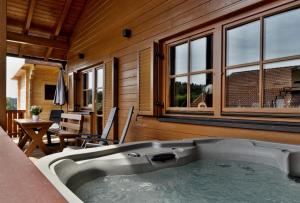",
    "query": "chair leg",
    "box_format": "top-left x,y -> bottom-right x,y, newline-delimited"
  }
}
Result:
59,136 -> 65,151
46,131 -> 52,145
